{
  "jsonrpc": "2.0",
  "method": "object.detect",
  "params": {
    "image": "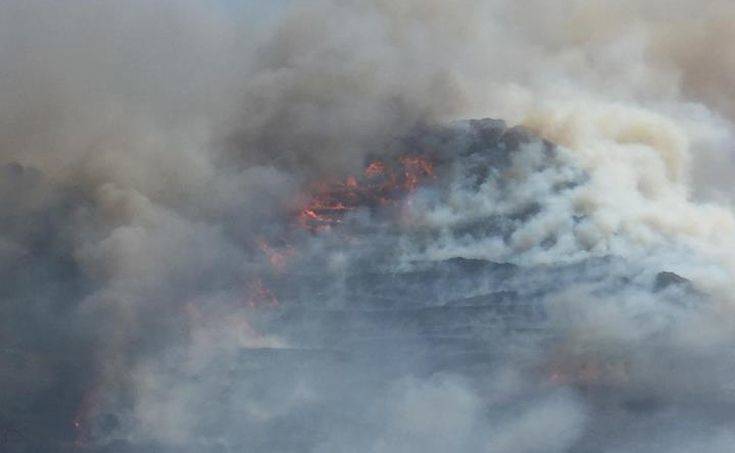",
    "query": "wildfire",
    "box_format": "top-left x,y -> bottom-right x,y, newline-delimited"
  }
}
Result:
257,238 -> 295,272
399,155 -> 435,190
364,160 -> 387,178
246,278 -> 279,308
246,154 -> 435,313
297,154 -> 435,232
546,345 -> 631,388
